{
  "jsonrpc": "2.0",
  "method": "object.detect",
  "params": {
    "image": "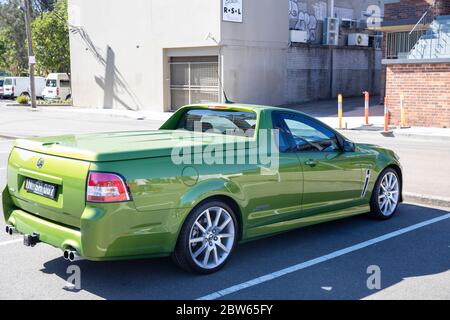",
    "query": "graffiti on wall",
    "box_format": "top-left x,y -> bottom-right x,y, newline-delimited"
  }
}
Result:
289,0 -> 318,42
